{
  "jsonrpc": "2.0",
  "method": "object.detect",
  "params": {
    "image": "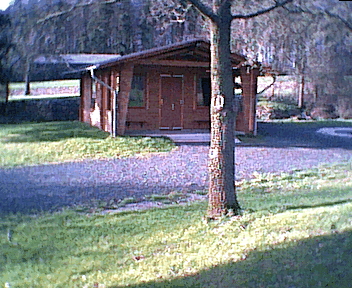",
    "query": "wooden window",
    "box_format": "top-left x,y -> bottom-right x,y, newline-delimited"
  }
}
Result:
197,77 -> 211,106
129,75 -> 145,107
